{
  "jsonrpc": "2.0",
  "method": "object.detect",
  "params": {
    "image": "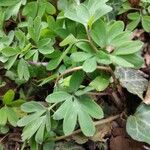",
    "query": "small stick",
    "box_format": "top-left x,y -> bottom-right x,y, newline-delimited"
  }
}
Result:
54,114 -> 120,141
